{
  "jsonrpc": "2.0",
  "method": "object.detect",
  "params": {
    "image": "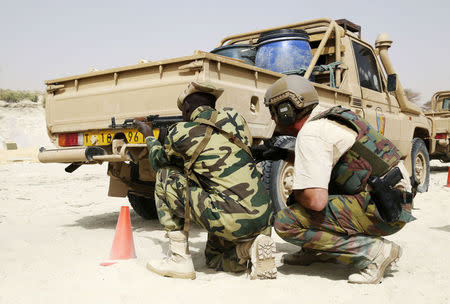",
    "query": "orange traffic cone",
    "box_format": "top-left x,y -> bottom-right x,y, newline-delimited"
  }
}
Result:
446,167 -> 450,188
100,206 -> 136,266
